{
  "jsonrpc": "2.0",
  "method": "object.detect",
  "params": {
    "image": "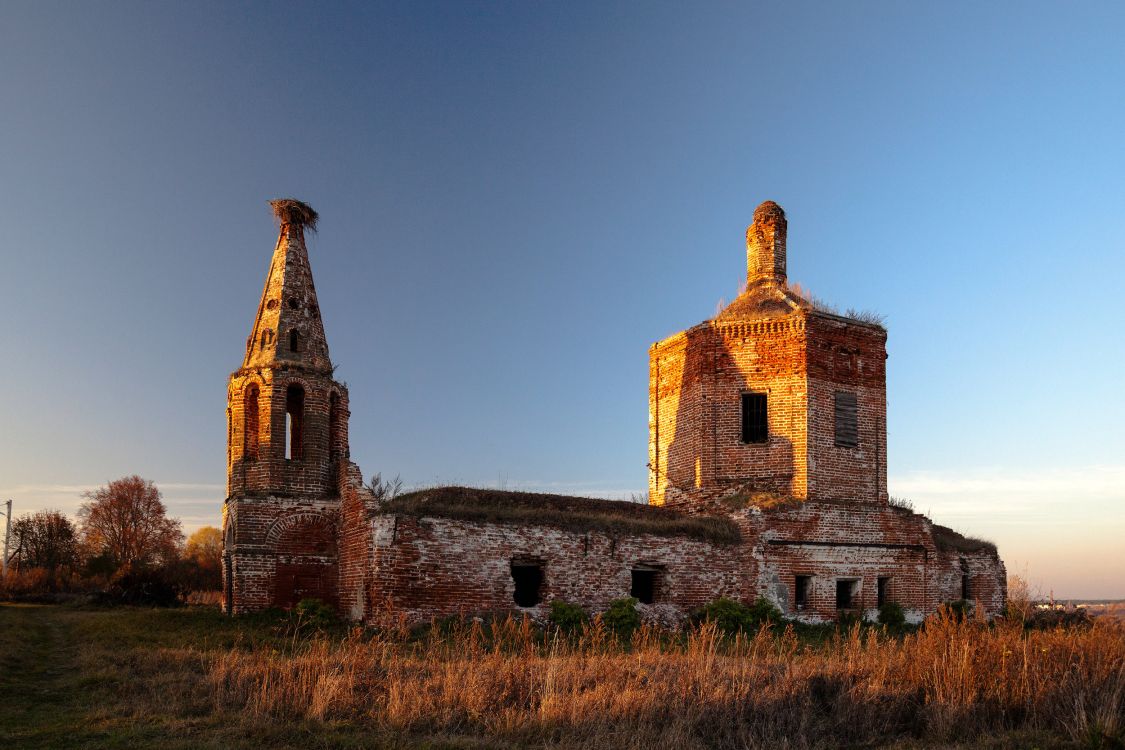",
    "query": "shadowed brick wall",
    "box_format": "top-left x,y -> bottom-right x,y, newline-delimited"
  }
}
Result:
365,515 -> 746,626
